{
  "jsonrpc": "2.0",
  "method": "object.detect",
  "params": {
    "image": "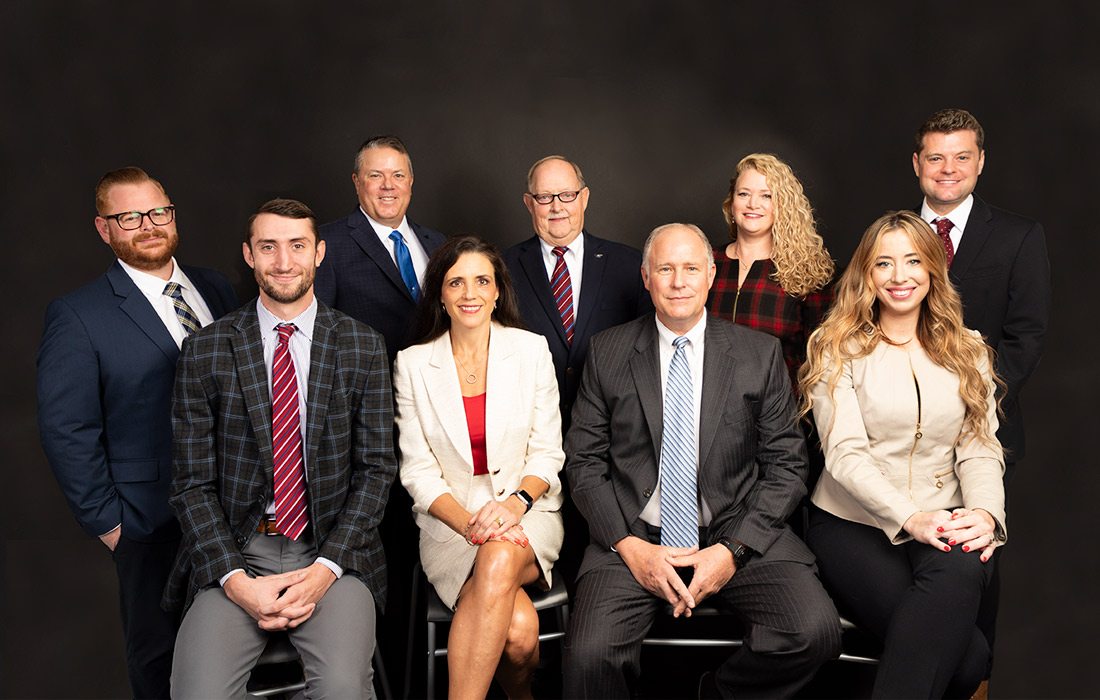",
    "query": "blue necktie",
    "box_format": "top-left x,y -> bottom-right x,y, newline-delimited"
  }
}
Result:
389,230 -> 420,301
659,336 -> 699,548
